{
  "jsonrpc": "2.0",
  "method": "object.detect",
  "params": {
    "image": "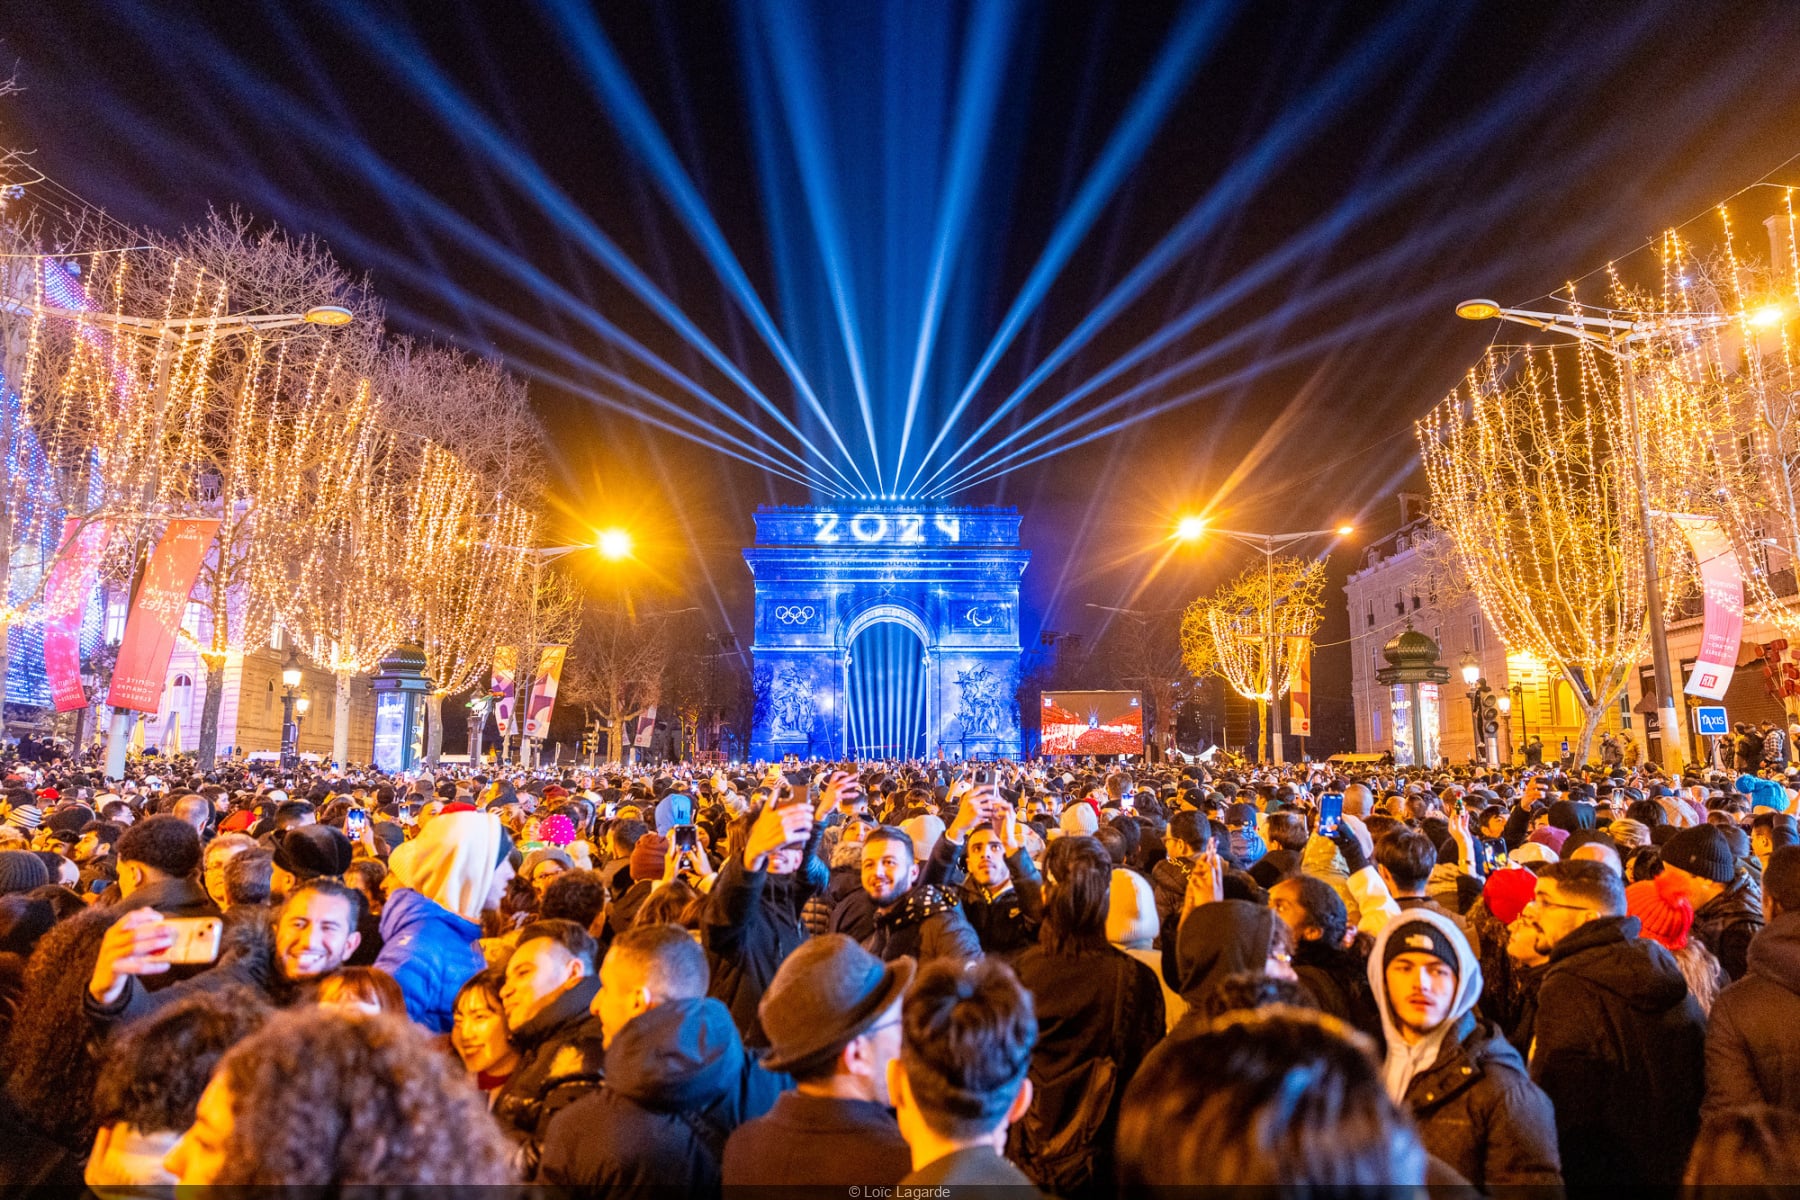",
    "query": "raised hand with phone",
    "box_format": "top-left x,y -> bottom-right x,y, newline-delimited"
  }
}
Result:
743,789 -> 815,874
89,908 -> 221,1007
